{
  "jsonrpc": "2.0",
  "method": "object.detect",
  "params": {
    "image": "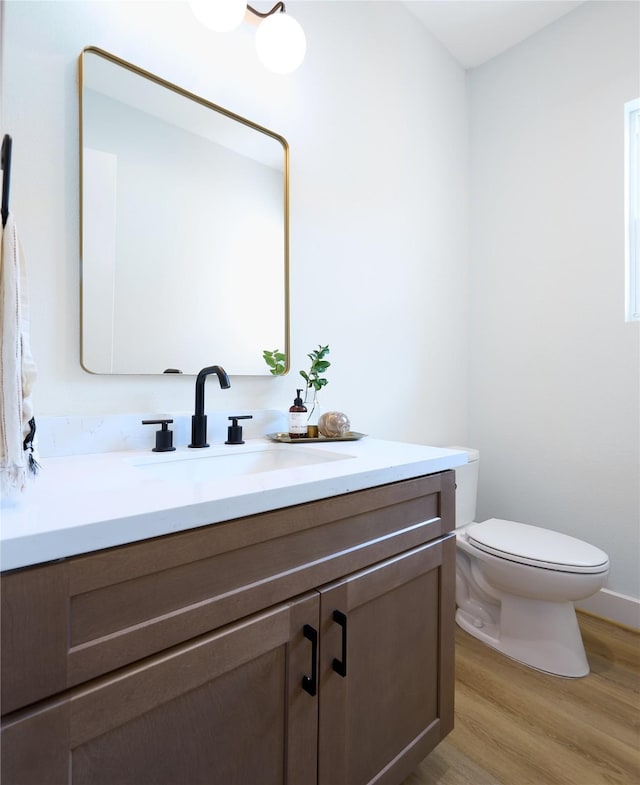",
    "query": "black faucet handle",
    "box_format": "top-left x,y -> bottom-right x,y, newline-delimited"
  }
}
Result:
142,419 -> 176,452
225,415 -> 253,445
